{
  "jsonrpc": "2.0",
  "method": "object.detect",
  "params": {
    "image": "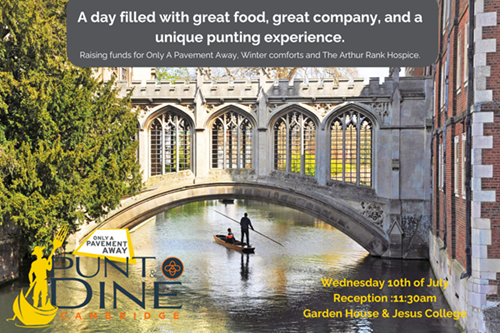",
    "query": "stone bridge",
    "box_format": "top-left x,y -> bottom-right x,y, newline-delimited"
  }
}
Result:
82,68 -> 434,259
